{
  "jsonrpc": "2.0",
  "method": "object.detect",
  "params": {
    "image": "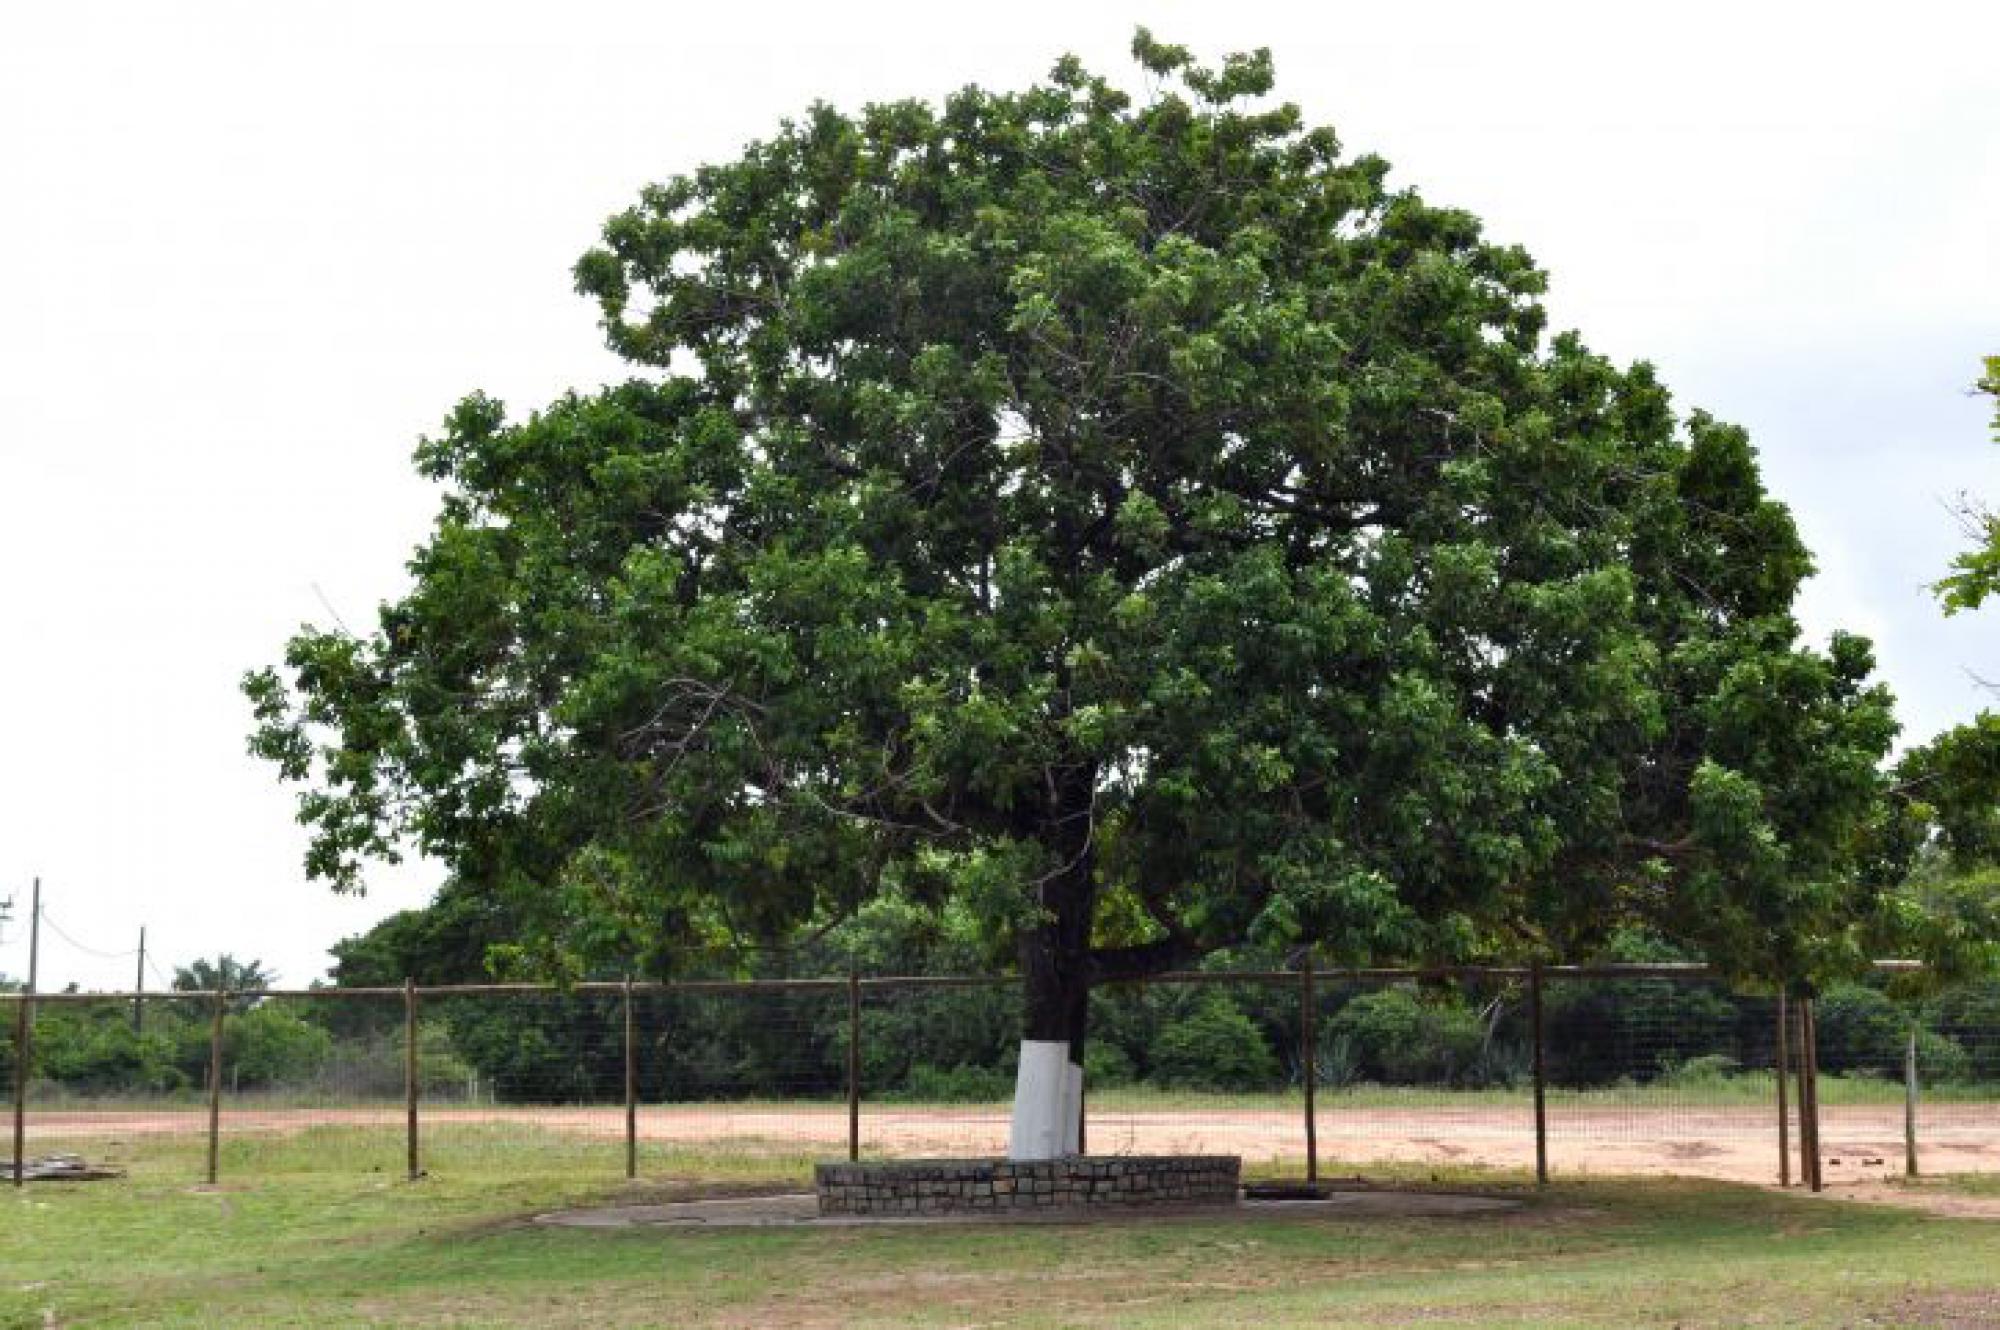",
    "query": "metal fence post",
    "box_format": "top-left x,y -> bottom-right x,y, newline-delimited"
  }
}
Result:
1802,997 -> 1823,1193
847,971 -> 861,1163
11,996 -> 29,1187
1531,963 -> 1548,1187
1301,957 -> 1317,1185
206,989 -> 225,1185
1776,992 -> 1791,1187
405,979 -> 420,1181
1793,996 -> 1811,1188
1078,1066 -> 1088,1157
1905,1018 -> 1920,1179
624,978 -> 637,1181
